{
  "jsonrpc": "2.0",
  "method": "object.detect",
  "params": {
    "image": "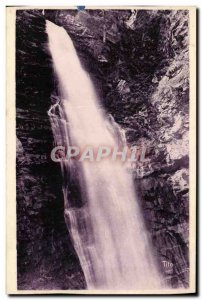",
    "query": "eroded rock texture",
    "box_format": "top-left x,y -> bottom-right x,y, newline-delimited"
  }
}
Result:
16,9 -> 189,289
16,10 -> 86,290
